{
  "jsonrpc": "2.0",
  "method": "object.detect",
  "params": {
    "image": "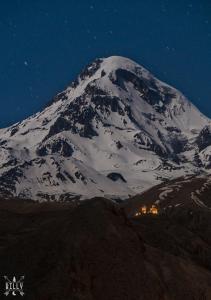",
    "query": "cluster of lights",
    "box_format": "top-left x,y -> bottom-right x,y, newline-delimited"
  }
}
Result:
135,205 -> 158,217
